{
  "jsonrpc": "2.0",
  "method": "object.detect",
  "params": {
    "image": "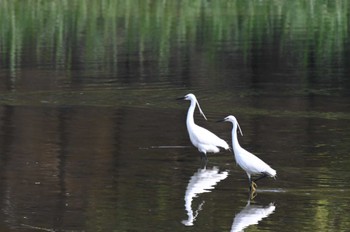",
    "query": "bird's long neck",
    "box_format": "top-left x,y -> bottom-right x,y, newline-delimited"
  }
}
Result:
231,124 -> 242,153
186,100 -> 196,127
